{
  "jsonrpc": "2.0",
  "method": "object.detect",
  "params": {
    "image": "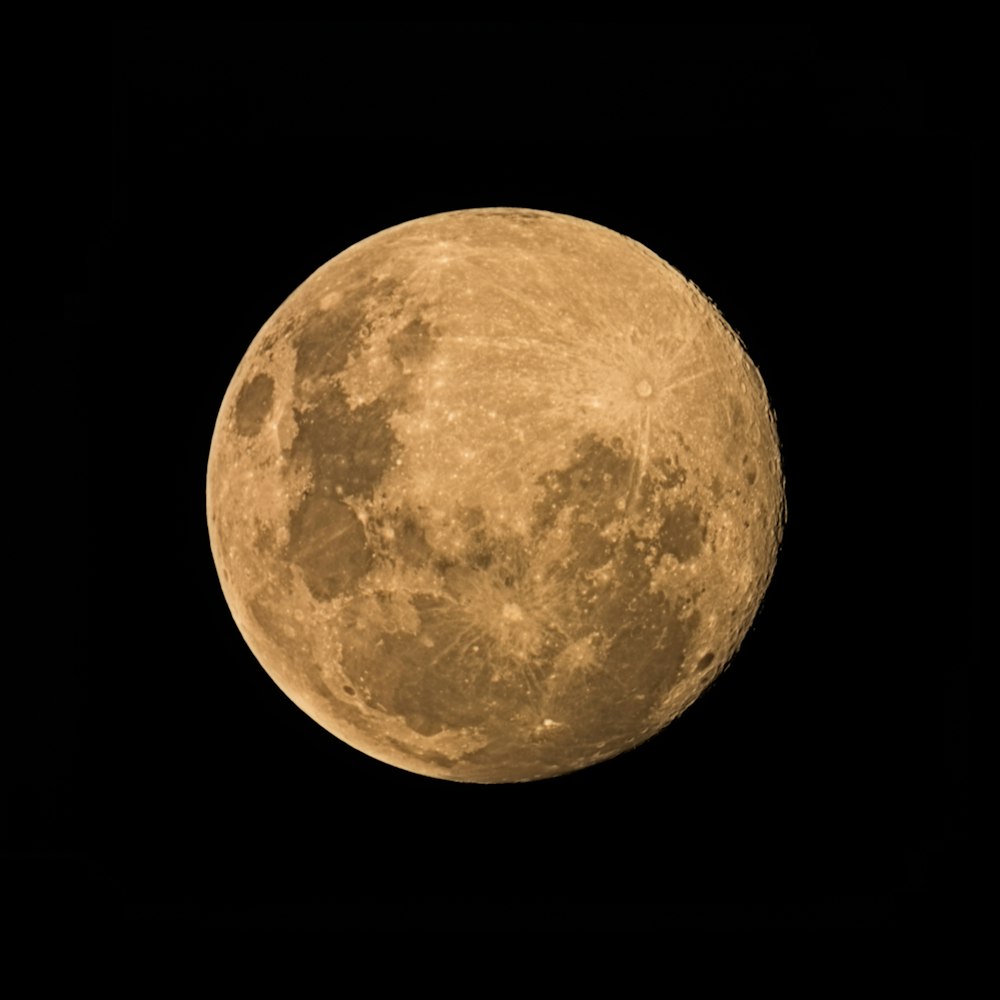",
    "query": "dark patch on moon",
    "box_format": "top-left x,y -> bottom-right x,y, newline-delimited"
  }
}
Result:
579,534 -> 661,649
339,594 -> 497,736
293,275 -> 400,384
288,277 -> 403,512
286,495 -> 372,601
551,590 -> 696,743
458,524 -> 531,587
392,510 -> 434,565
388,632 -> 496,736
291,384 -> 398,500
650,456 -> 687,491
234,374 -> 274,437
534,434 -> 632,531
605,591 -> 694,697
249,595 -> 287,645
727,395 -> 747,430
657,501 -> 706,563
568,521 -> 614,573
575,529 -> 699,723
387,315 -> 440,369
254,522 -> 277,556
